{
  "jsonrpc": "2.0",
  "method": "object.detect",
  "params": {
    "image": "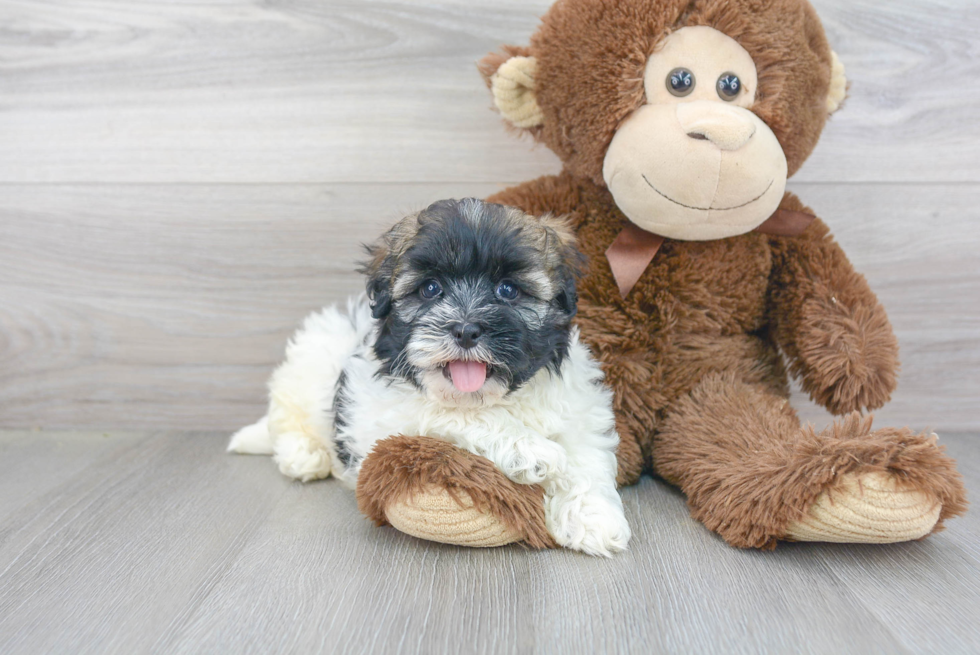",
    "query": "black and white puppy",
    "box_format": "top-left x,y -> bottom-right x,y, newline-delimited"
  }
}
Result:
229,199 -> 630,556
